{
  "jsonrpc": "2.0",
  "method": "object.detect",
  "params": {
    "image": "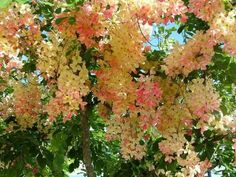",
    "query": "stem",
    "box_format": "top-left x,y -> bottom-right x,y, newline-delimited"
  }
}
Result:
136,17 -> 157,48
80,109 -> 95,177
